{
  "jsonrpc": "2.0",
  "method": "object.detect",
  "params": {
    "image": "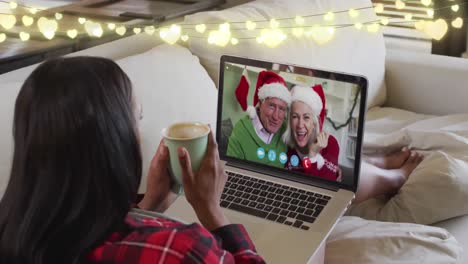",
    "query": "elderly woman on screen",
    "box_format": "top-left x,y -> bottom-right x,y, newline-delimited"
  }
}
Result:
282,85 -> 340,181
